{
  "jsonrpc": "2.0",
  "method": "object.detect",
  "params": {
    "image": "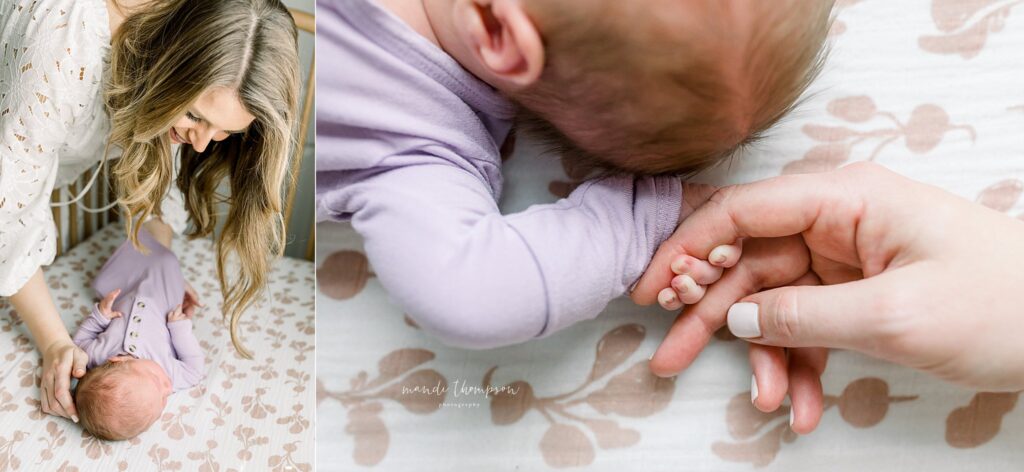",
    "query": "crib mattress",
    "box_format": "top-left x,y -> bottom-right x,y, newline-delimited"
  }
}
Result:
0,223 -> 314,471
316,0 -> 1024,470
